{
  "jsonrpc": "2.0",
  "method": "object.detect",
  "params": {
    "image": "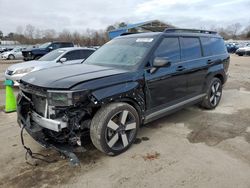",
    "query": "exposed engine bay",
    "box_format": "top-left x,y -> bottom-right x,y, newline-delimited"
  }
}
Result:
17,83 -> 96,165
